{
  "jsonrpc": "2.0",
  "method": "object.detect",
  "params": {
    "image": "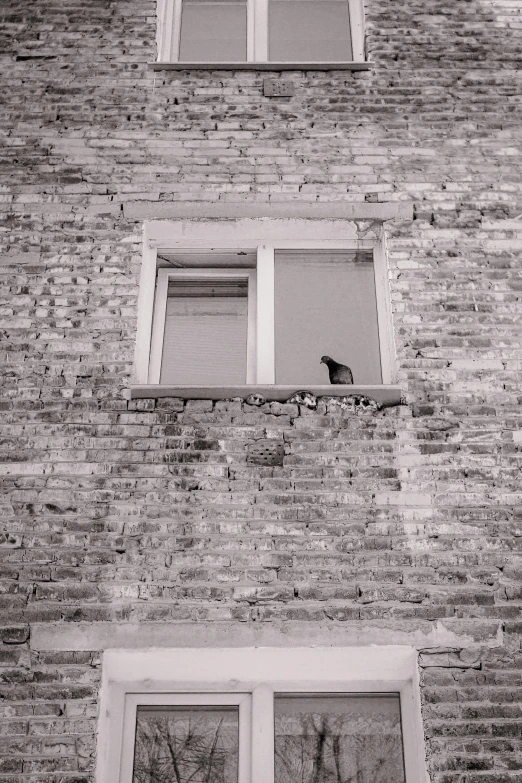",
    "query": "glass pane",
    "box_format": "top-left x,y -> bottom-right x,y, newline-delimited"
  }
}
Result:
180,0 -> 247,62
269,0 -> 353,62
160,278 -> 248,384
275,694 -> 405,783
274,251 -> 382,385
133,705 -> 239,783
